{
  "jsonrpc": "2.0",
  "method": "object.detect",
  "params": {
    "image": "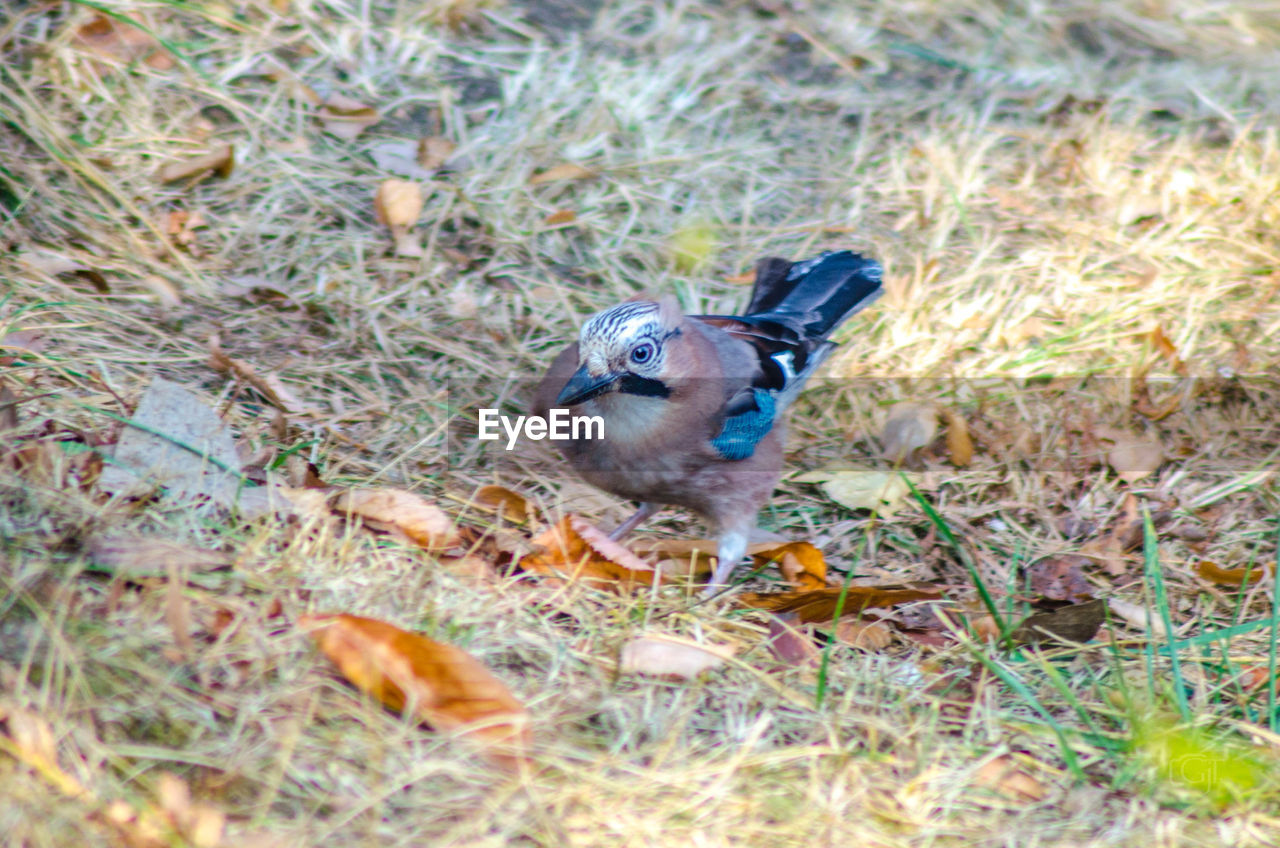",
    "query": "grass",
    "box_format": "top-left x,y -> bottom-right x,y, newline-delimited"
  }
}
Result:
3,0 -> 1280,844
